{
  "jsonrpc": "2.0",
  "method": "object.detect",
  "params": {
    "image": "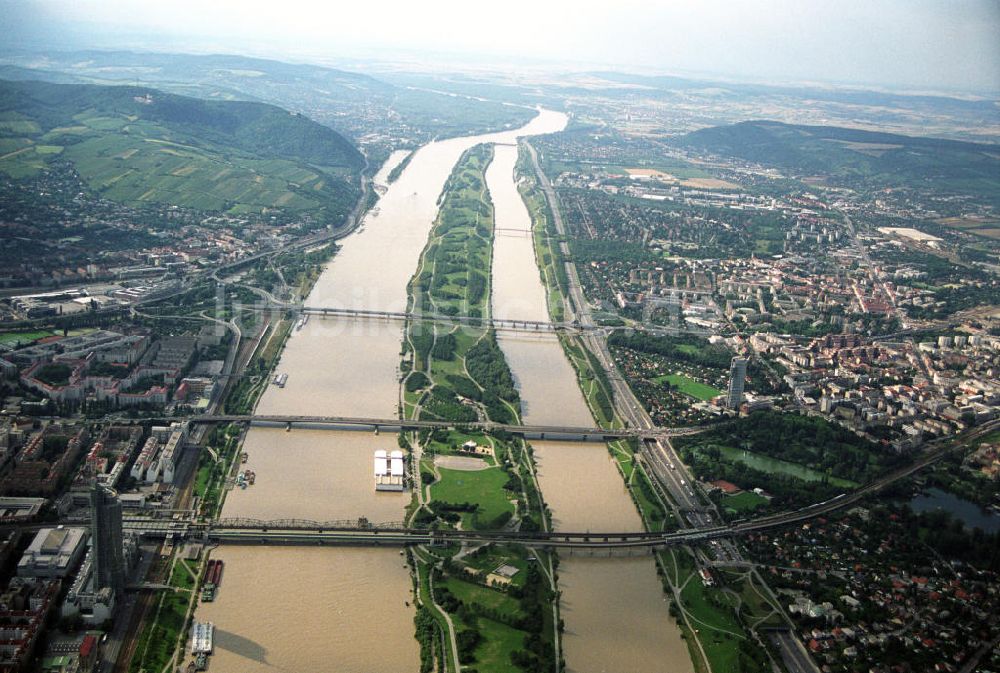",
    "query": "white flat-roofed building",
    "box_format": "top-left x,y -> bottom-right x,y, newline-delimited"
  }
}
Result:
17,526 -> 88,578
375,449 -> 404,491
390,450 -> 405,478
192,622 -> 214,654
